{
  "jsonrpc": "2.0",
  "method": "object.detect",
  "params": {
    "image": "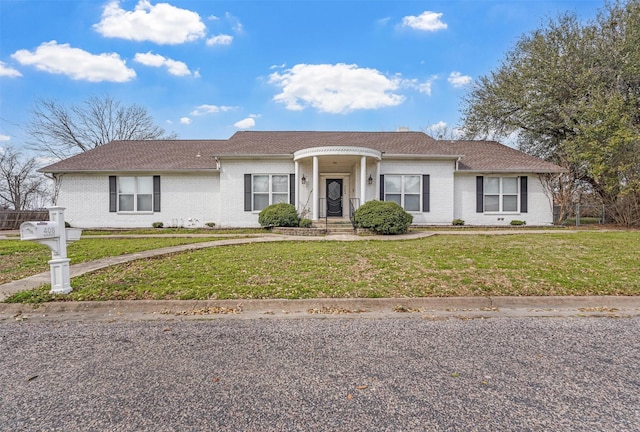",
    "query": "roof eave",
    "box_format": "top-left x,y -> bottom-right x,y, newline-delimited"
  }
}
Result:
456,169 -> 566,174
216,154 -> 293,160
39,168 -> 221,174
382,154 -> 464,160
